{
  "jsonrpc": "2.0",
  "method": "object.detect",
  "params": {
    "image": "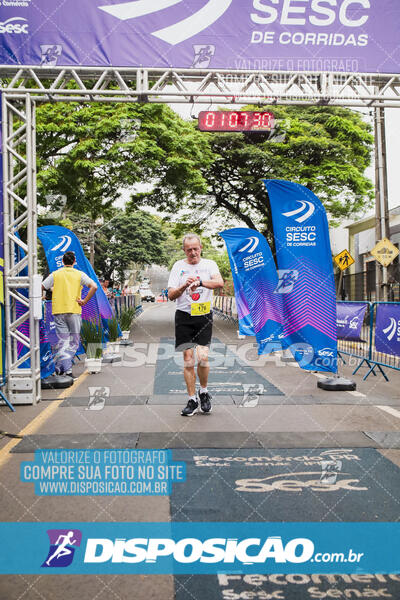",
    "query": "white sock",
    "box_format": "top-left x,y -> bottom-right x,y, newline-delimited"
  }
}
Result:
189,395 -> 197,402
200,387 -> 208,394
